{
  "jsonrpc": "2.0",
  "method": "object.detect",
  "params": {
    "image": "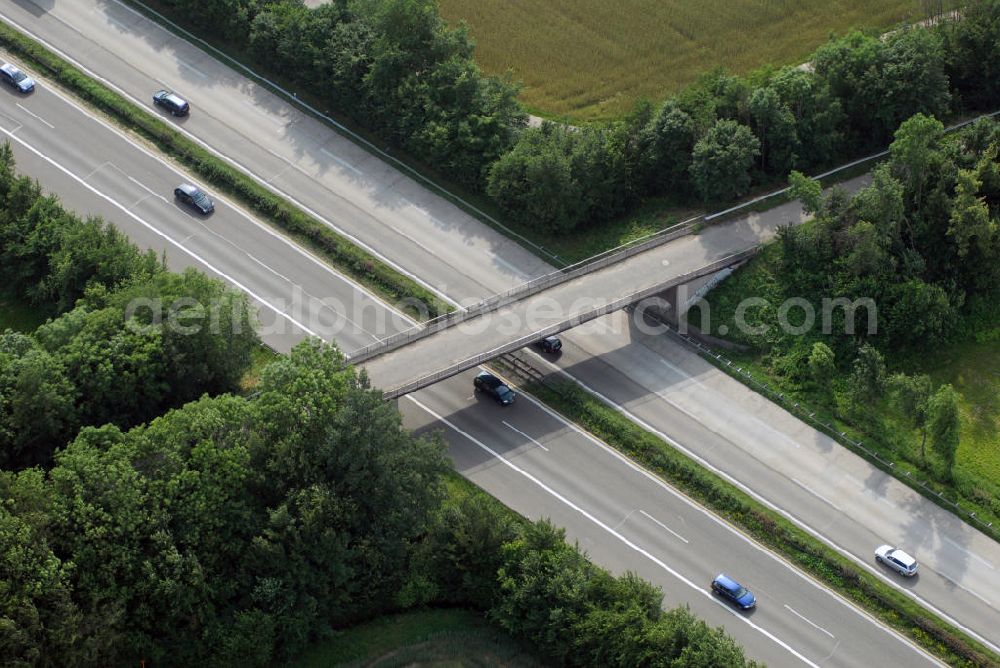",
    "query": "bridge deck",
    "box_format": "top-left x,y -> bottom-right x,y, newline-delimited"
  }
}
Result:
362,217 -> 773,396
